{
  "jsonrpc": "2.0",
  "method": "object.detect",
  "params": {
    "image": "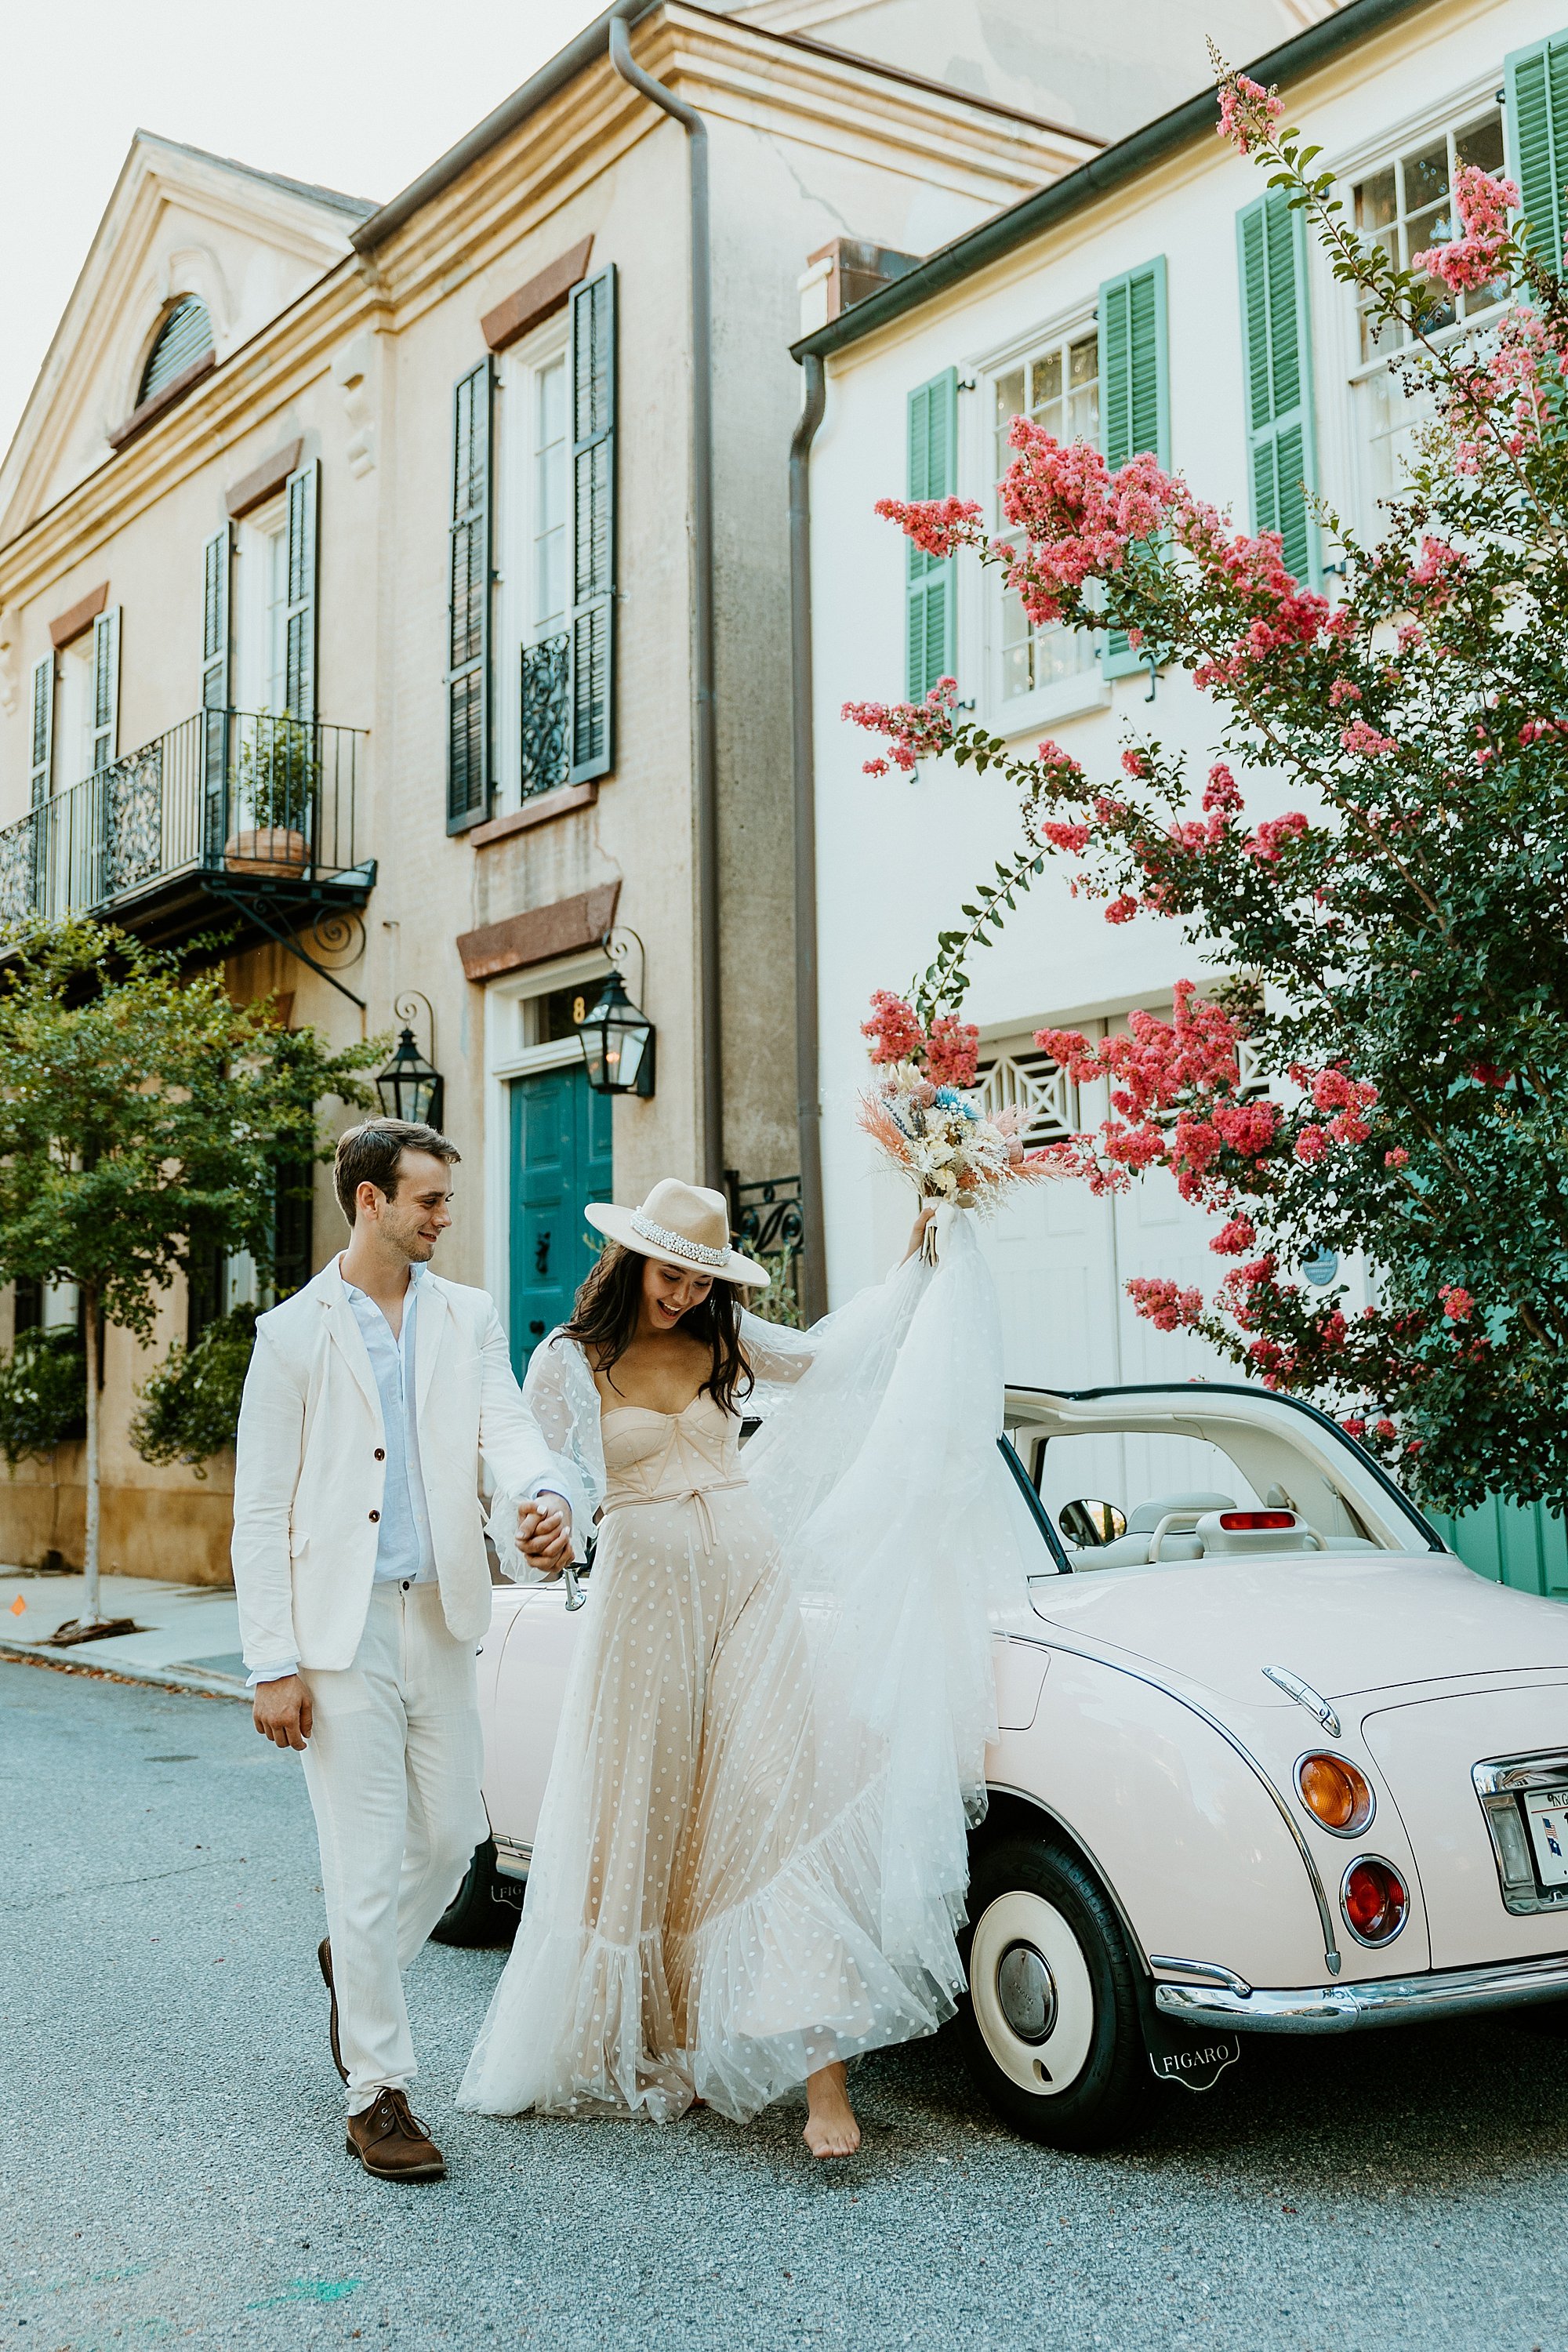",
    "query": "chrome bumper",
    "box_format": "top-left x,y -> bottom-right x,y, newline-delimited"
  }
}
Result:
1155,1948 -> 1568,2034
